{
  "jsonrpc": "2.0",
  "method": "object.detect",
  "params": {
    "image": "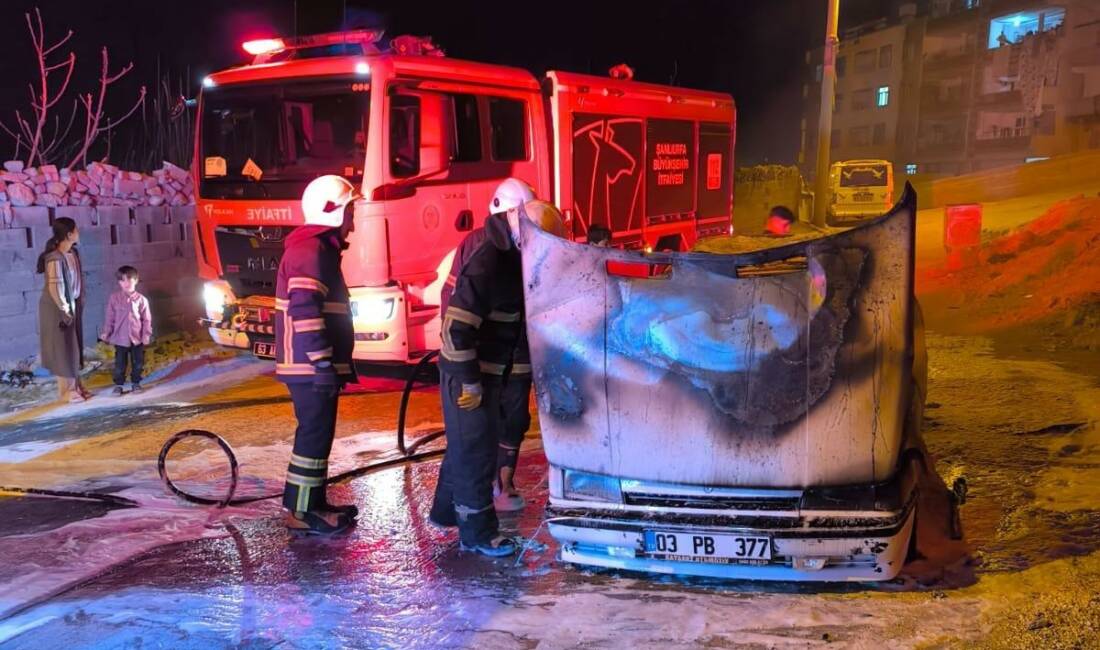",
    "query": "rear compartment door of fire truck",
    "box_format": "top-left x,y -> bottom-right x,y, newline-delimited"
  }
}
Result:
545,71 -> 735,249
